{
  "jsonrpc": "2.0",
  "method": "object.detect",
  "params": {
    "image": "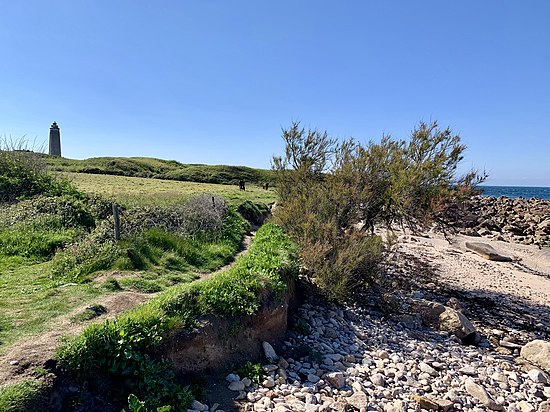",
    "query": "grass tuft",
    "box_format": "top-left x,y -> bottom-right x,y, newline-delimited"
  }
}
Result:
0,380 -> 44,412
